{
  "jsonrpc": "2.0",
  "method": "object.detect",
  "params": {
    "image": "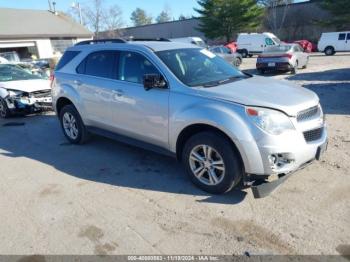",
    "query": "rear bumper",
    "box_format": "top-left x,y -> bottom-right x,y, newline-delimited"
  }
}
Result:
256,62 -> 292,71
